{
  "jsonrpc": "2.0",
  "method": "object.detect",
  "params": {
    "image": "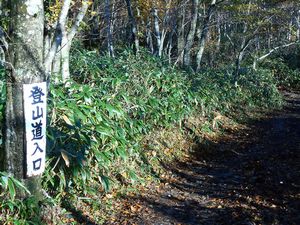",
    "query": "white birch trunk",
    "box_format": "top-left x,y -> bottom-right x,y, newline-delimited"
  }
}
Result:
177,3 -> 186,65
105,0 -> 115,58
44,0 -> 89,83
152,8 -> 162,56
